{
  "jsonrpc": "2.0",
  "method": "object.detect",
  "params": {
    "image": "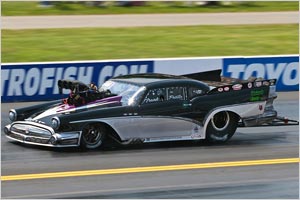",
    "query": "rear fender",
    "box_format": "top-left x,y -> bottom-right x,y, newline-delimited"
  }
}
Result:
203,102 -> 266,137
